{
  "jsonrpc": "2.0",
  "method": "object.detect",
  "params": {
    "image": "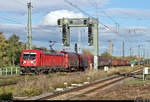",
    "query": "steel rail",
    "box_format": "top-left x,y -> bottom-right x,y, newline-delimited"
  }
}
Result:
25,66 -> 144,100
66,68 -> 145,100
66,77 -> 126,100
0,81 -> 17,87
